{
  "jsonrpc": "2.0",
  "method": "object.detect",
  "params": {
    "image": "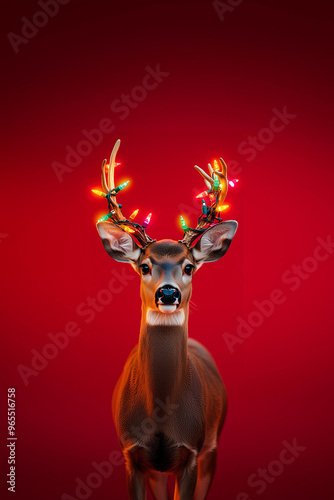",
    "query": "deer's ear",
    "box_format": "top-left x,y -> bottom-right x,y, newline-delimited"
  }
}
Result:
96,222 -> 141,263
192,221 -> 238,263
